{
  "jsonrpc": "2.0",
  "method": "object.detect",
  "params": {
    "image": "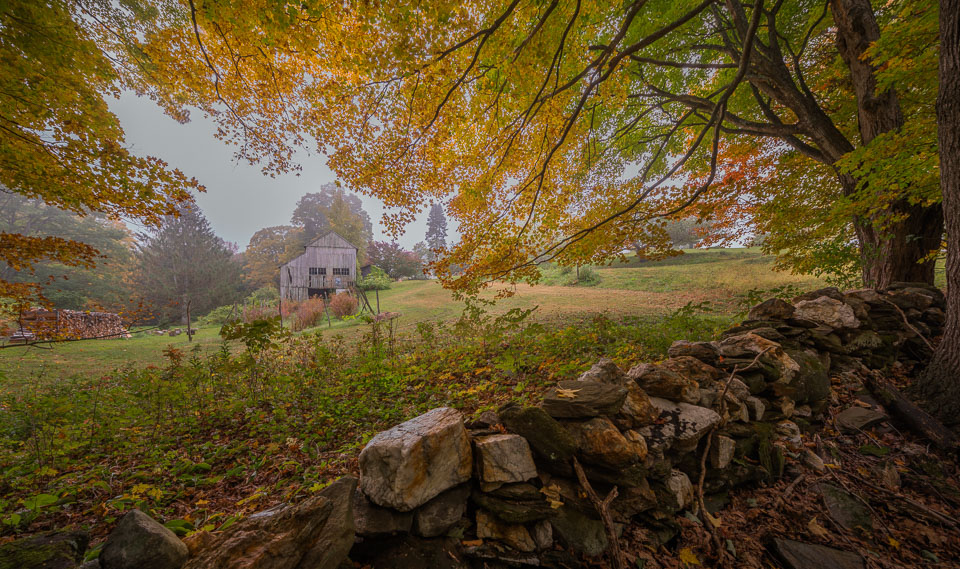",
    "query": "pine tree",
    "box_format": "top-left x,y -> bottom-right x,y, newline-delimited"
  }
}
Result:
135,206 -> 241,324
425,204 -> 448,262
